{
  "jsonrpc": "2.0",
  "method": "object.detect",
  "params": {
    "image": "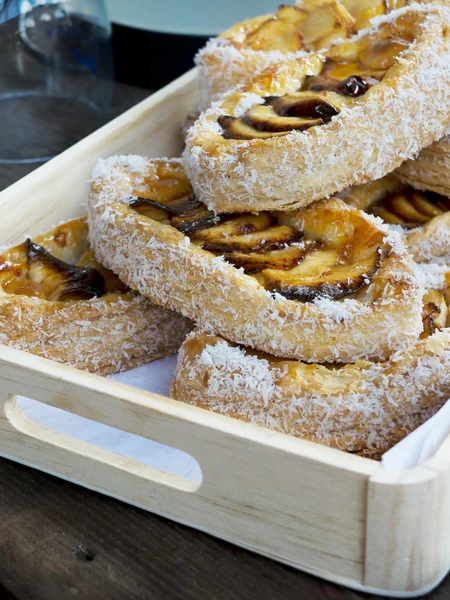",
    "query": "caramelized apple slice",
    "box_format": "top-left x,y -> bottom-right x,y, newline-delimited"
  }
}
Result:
321,57 -> 383,82
370,206 -> 406,226
76,248 -> 126,294
300,2 -> 355,51
408,191 -> 445,219
266,91 -> 343,119
258,247 -> 339,294
371,192 -> 441,228
325,40 -> 361,63
219,107 -> 323,140
193,213 -> 276,242
172,208 -> 223,235
245,103 -> 325,130
202,225 -> 302,253
304,70 -> 376,97
245,18 -> 302,52
388,194 -> 430,225
340,0 -> 387,30
359,38 -> 410,71
421,289 -> 448,339
226,241 -> 318,273
3,279 -> 46,299
218,115 -> 296,140
132,175 -> 192,204
276,5 -> 308,29
26,240 -> 105,301
129,193 -> 202,217
259,248 -> 379,301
